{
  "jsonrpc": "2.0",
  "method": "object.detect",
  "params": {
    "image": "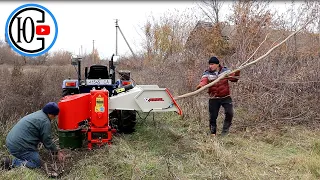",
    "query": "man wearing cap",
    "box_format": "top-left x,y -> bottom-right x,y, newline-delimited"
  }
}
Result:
196,56 -> 240,136
2,102 -> 65,170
